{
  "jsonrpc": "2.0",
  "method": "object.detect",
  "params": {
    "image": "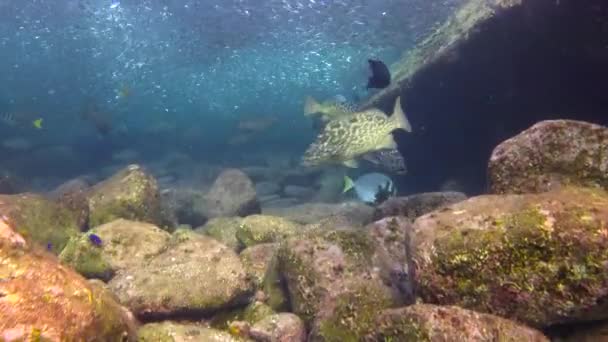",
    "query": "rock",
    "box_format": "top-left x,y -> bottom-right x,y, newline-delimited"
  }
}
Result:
409,186 -> 608,327
160,188 -> 207,229
210,301 -> 275,331
373,191 -> 467,221
368,304 -> 548,341
240,313 -> 306,342
240,243 -> 277,288
138,322 -> 238,342
278,230 -> 401,340
367,216 -> 414,302
241,166 -> 283,183
49,178 -> 91,232
264,202 -> 375,225
489,120 -> 608,194
0,193 -> 80,254
87,164 -> 162,228
258,194 -> 281,204
201,169 -> 260,219
108,229 -> 253,319
261,254 -> 289,312
0,220 -> 138,341
255,181 -> 281,197
236,215 -> 301,248
59,219 -> 171,281
283,185 -> 316,199
303,214 -> 368,232
261,197 -> 301,209
198,216 -> 244,251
